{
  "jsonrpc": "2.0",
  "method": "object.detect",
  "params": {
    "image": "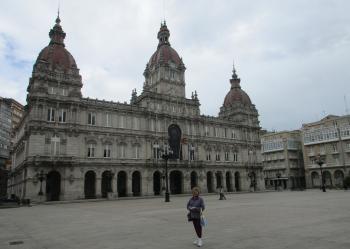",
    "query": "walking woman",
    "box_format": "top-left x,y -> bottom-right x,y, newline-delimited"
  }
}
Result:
187,187 -> 205,247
